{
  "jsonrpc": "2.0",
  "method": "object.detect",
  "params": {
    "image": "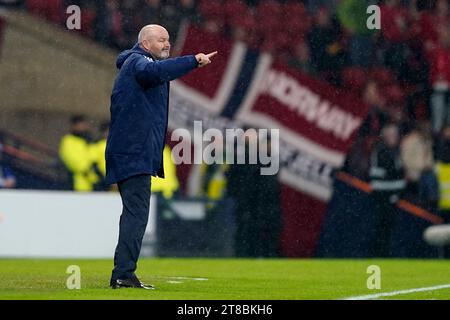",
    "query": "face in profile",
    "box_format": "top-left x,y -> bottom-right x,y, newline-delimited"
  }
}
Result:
142,28 -> 171,60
